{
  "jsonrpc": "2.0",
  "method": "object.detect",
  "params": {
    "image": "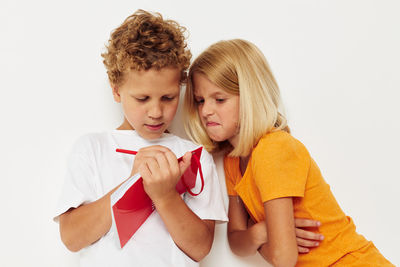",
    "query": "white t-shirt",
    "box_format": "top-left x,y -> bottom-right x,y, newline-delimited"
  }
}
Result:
54,130 -> 228,267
